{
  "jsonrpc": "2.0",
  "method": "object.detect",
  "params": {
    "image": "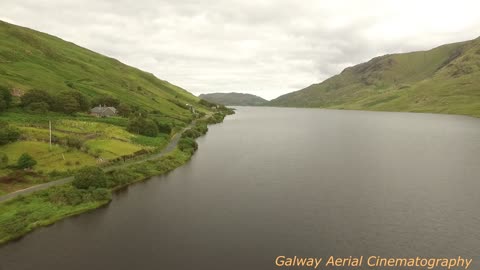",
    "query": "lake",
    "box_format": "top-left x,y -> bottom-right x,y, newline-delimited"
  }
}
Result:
1,107 -> 480,270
